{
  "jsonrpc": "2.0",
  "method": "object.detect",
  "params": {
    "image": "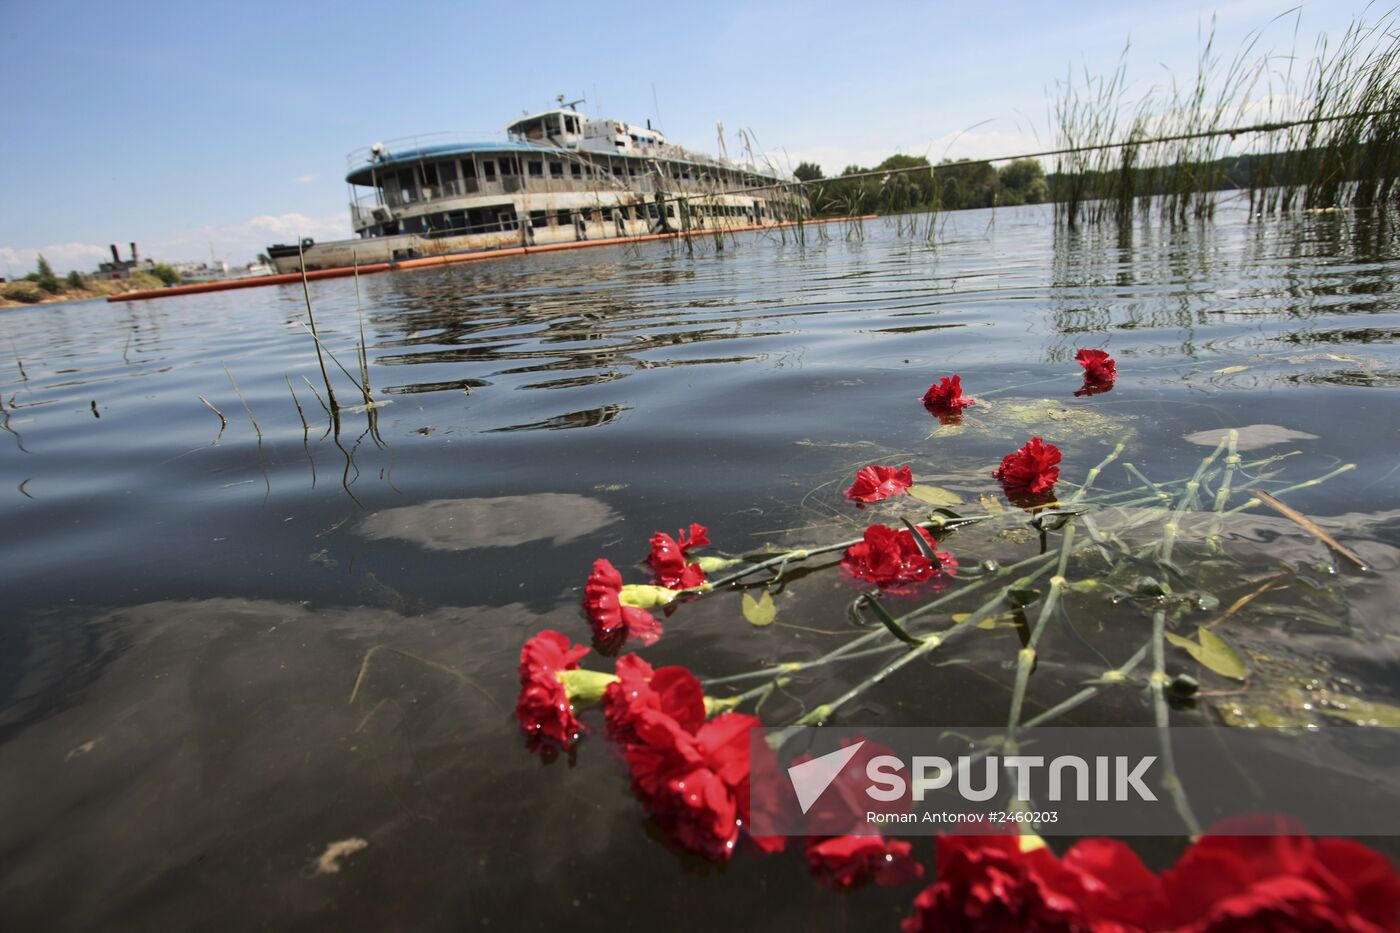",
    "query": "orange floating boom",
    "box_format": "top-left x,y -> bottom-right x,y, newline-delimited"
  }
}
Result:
107,217 -> 876,302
